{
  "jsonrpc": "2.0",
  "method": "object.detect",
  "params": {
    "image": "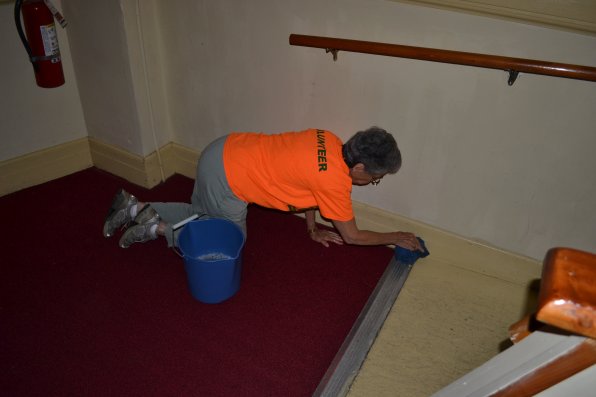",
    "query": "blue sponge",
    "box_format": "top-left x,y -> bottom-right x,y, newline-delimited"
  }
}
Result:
394,237 -> 430,265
